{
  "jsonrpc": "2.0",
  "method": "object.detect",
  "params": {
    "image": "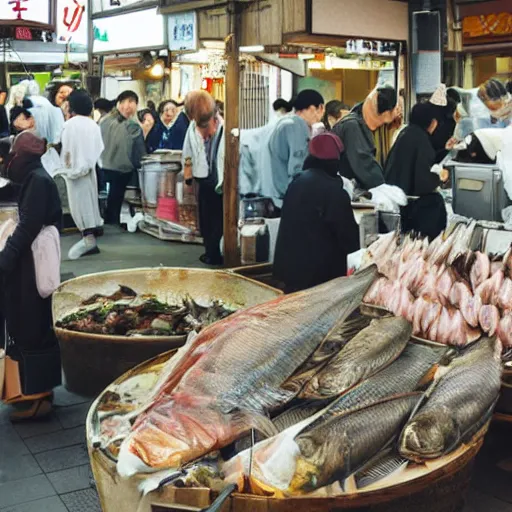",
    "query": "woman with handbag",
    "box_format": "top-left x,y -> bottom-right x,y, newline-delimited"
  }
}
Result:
0,131 -> 62,420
